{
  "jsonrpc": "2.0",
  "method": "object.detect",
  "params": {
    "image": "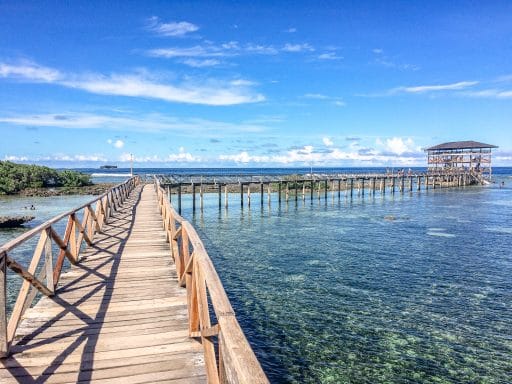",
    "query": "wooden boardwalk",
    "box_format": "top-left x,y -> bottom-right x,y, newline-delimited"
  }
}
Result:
0,185 -> 206,383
